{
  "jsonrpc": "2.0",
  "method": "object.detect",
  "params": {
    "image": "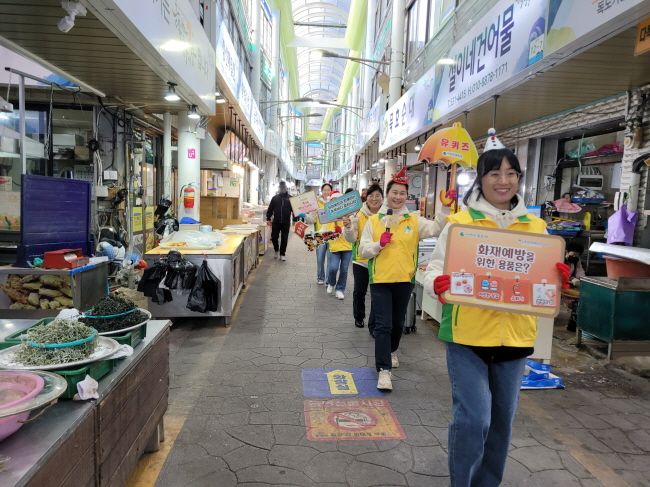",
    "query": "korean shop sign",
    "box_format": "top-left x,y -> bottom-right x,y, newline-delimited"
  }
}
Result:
379,64 -> 436,151
433,0 -> 548,123
546,0 -> 644,55
635,17 -> 650,56
216,22 -> 241,99
111,0 -> 216,114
